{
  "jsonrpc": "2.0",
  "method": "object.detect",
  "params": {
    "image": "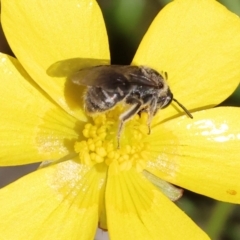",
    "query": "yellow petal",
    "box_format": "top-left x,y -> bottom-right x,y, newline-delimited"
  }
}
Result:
133,0 -> 240,121
0,53 -> 83,165
146,107 -> 240,203
0,160 -> 106,239
1,0 -> 110,121
106,165 -> 209,240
